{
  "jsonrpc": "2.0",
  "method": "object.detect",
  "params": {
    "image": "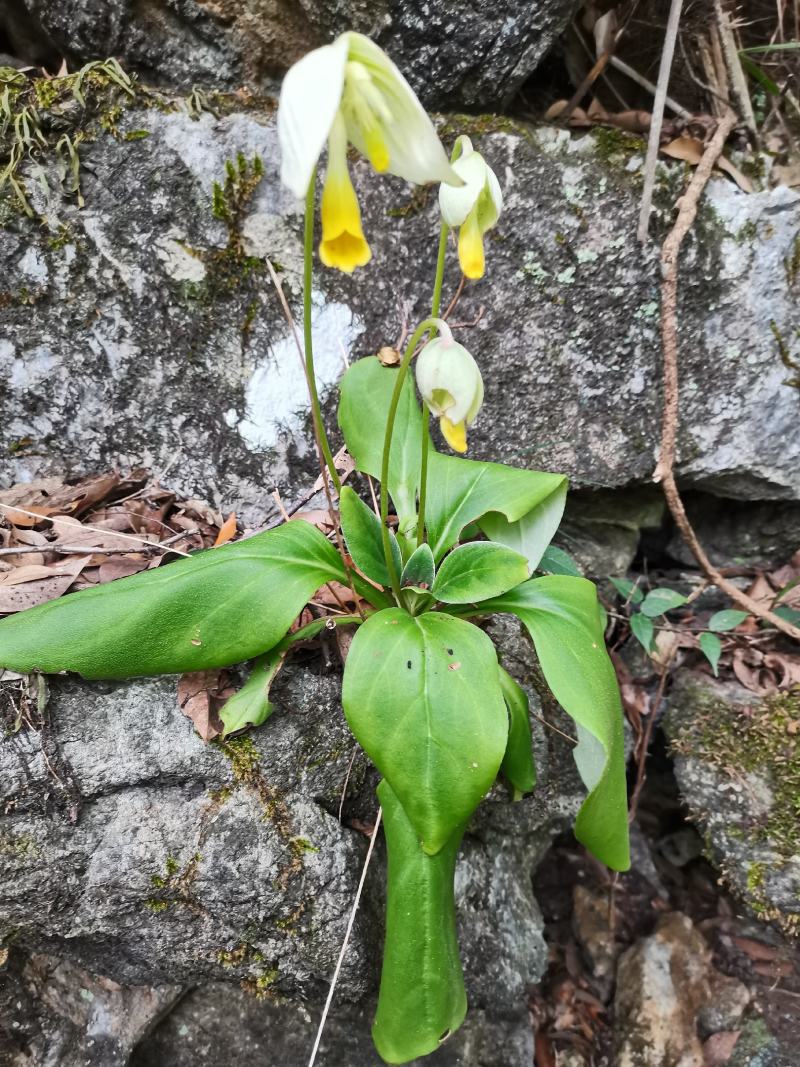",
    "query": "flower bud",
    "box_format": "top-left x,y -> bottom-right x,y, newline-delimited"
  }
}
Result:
415,338 -> 484,453
438,136 -> 503,280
